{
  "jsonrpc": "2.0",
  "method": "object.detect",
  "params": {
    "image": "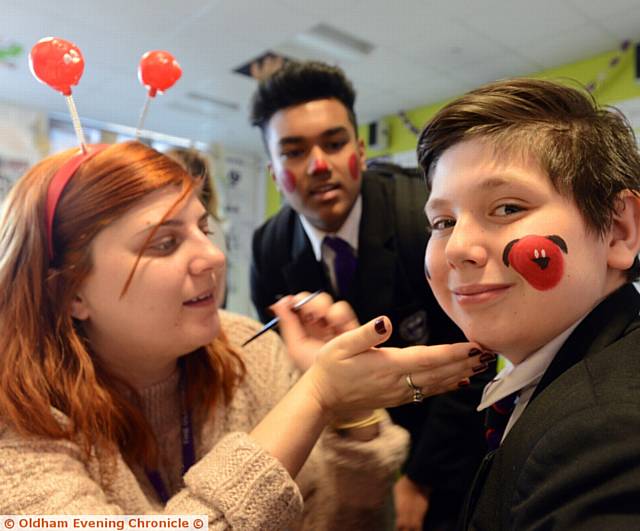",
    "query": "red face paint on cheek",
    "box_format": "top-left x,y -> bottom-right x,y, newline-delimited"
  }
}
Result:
277,169 -> 296,194
348,153 -> 360,181
503,235 -> 568,291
